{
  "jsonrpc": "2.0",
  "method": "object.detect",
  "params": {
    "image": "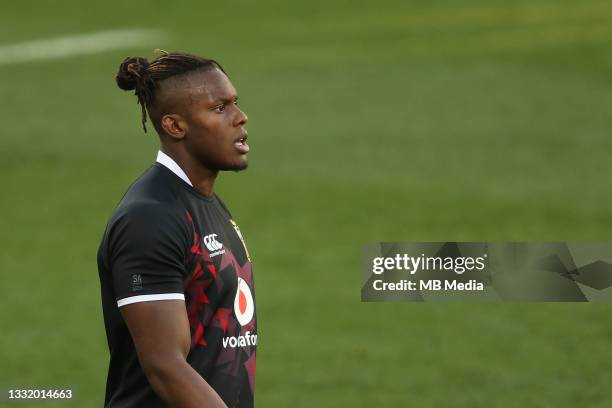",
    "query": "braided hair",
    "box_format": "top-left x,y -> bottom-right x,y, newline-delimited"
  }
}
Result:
115,51 -> 225,133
